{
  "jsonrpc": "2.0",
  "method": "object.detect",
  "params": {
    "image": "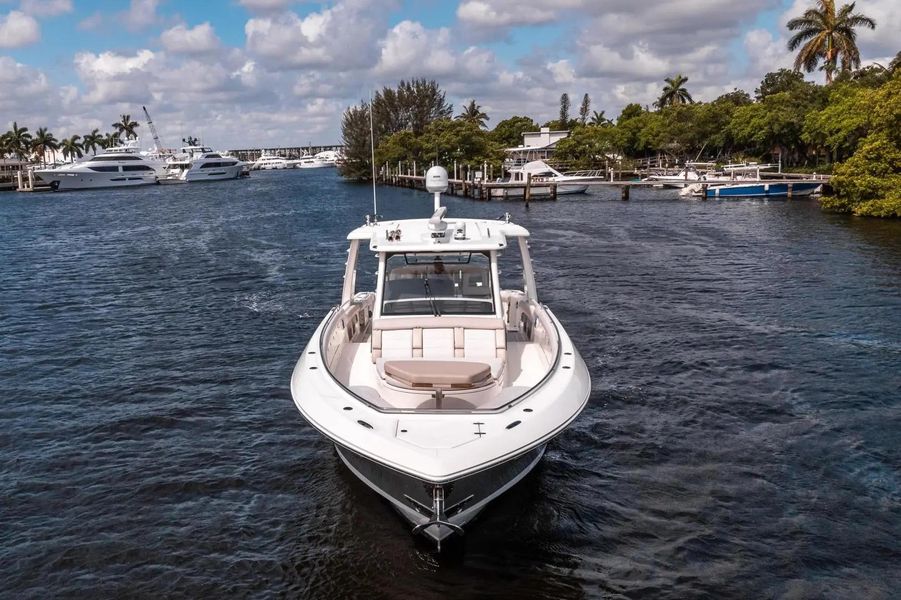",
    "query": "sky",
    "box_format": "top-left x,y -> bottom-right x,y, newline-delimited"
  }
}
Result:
1,0 -> 897,150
